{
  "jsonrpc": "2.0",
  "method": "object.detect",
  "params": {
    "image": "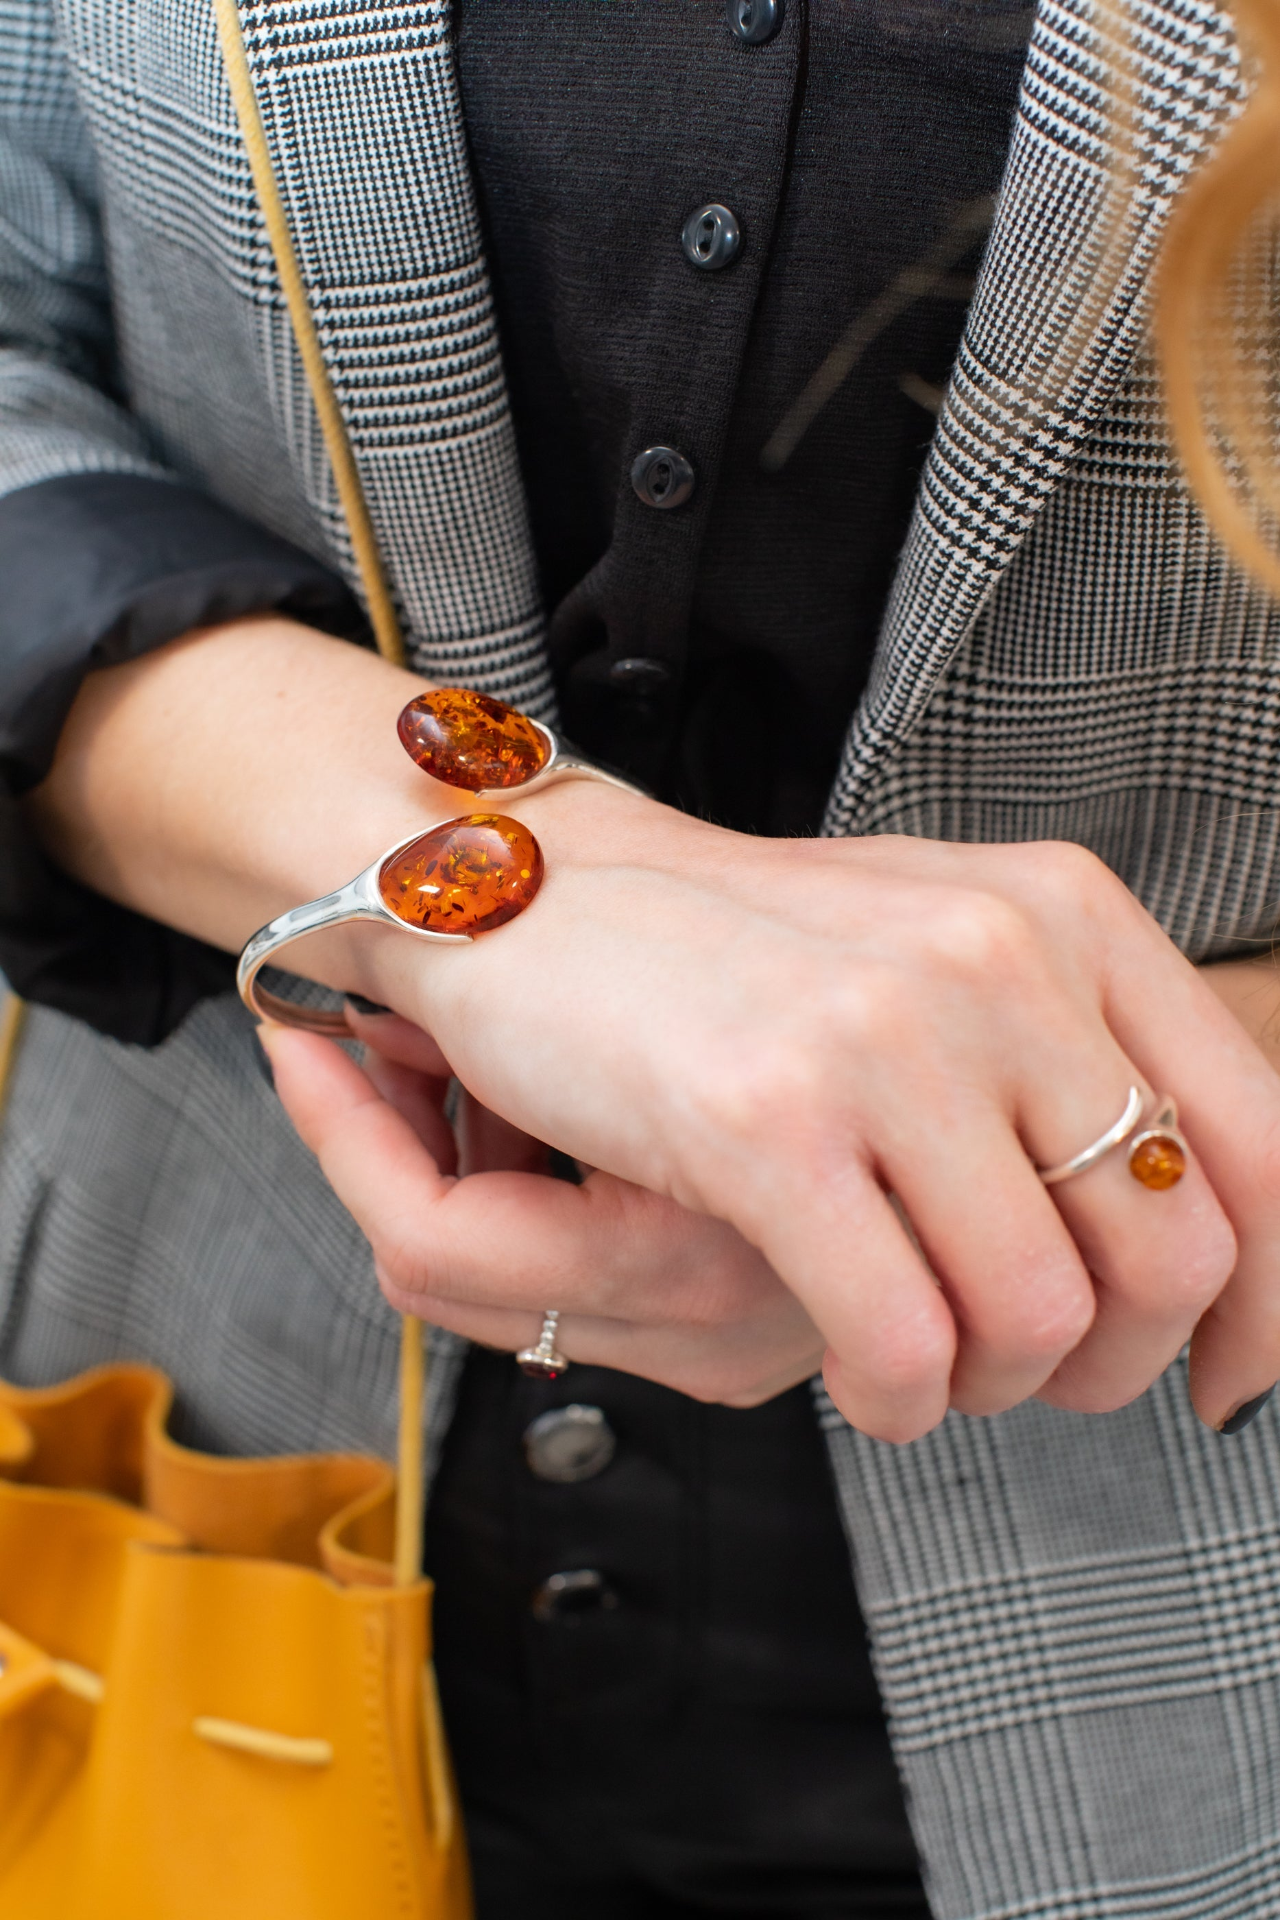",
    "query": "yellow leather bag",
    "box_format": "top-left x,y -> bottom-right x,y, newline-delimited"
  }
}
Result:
0,1358 -> 471,1917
